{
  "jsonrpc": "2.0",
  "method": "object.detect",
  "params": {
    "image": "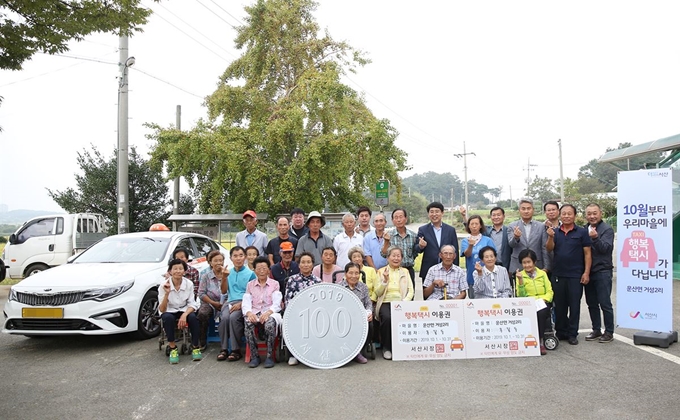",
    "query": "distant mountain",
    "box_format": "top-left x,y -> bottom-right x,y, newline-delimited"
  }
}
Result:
0,209 -> 65,225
